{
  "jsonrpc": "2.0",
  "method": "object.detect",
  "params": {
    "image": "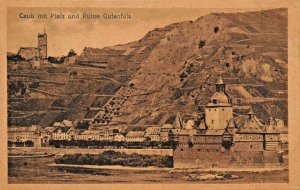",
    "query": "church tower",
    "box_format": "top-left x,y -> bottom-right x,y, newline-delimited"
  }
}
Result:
38,31 -> 47,59
205,75 -> 233,130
